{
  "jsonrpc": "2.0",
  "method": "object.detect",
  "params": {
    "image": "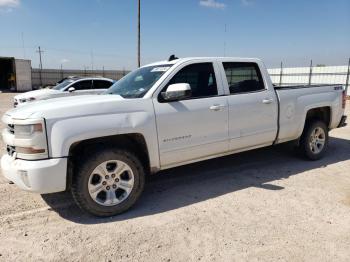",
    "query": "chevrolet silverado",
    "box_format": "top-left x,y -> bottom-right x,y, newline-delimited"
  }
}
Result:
1,57 -> 347,216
